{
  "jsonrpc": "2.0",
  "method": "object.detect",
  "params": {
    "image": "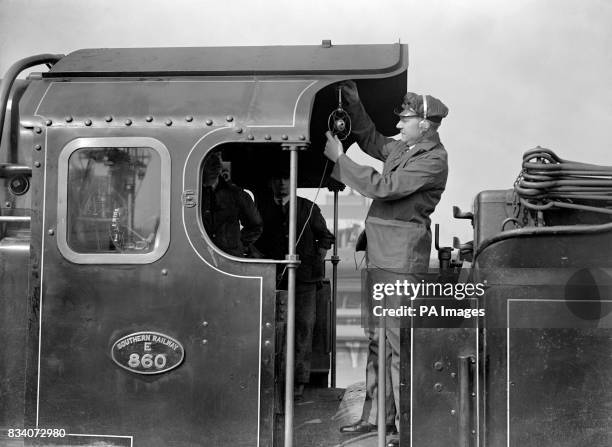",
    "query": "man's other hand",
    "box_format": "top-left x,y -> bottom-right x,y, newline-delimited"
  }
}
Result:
324,131 -> 344,162
338,80 -> 360,104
